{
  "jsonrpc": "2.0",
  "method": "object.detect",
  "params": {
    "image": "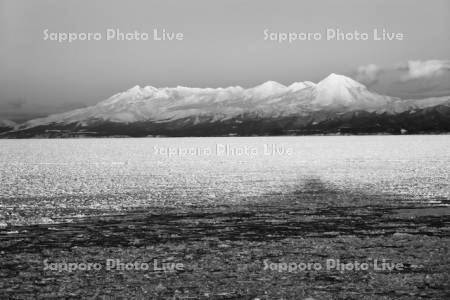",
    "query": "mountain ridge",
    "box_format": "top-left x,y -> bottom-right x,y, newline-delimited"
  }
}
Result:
2,74 -> 450,138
